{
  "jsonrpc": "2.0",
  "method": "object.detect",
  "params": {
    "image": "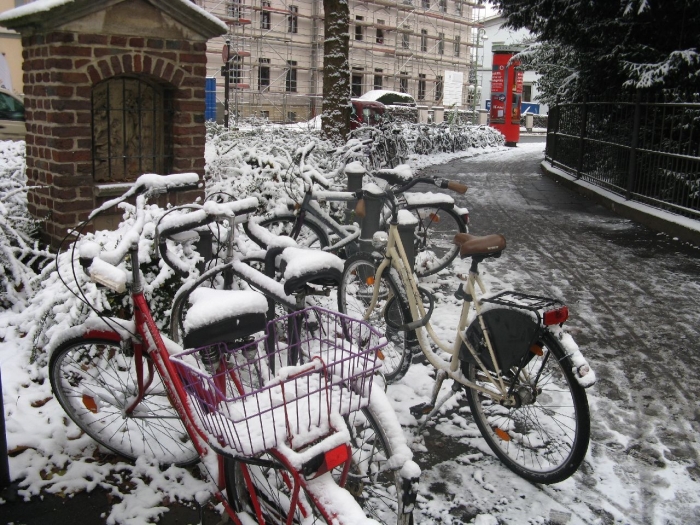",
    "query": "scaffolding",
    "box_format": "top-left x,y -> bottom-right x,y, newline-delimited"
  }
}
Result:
198,0 -> 485,123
